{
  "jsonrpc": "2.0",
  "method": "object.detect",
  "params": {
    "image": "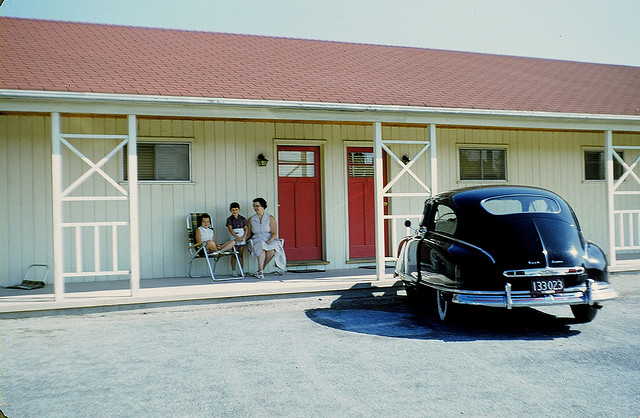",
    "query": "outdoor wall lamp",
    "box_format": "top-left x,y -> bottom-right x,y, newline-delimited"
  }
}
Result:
257,153 -> 269,167
401,155 -> 411,165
